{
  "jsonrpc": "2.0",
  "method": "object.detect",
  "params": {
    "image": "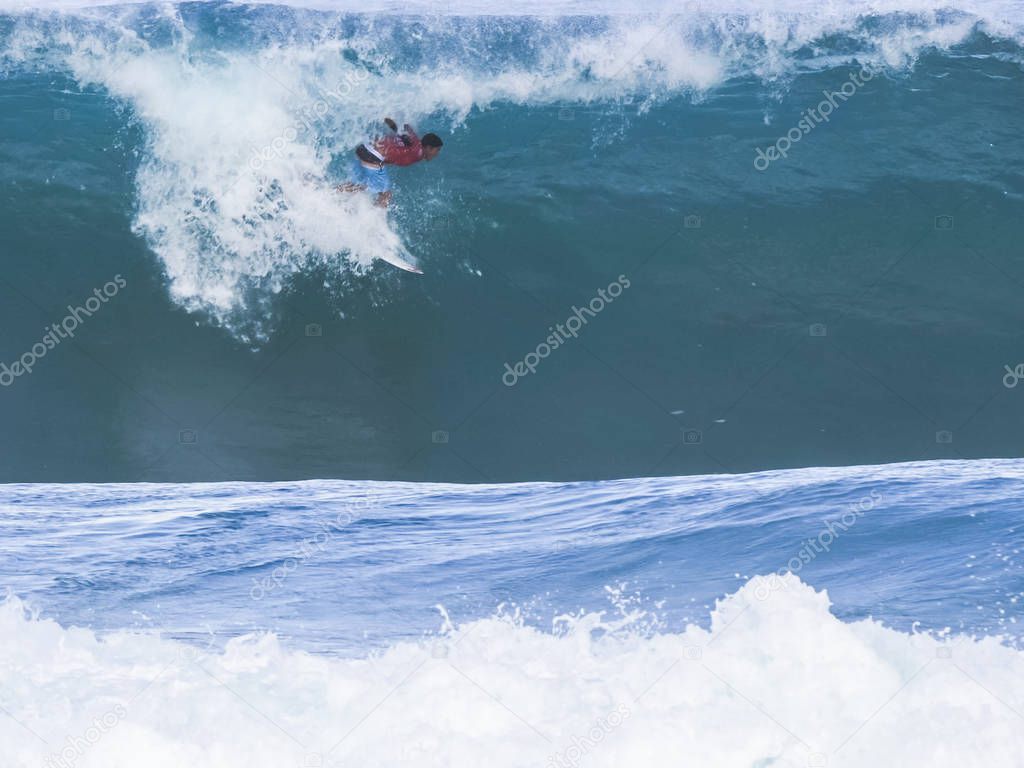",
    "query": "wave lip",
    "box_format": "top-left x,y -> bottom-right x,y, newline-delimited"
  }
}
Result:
2,575 -> 1023,766
0,0 -> 1023,16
